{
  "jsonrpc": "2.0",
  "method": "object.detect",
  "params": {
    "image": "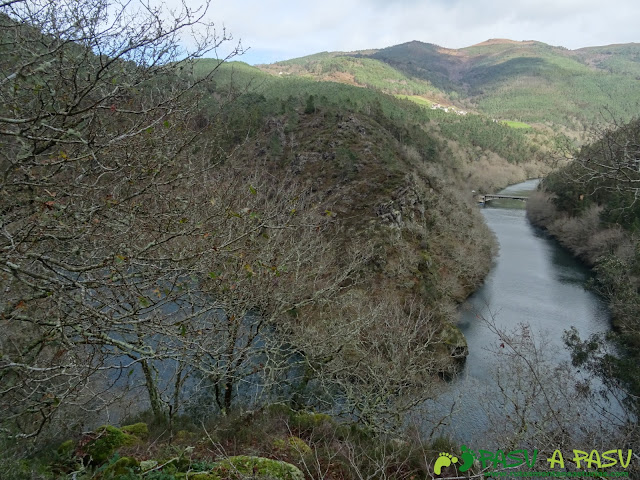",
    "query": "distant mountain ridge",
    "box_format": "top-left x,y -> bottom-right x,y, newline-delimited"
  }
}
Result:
259,39 -> 640,131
